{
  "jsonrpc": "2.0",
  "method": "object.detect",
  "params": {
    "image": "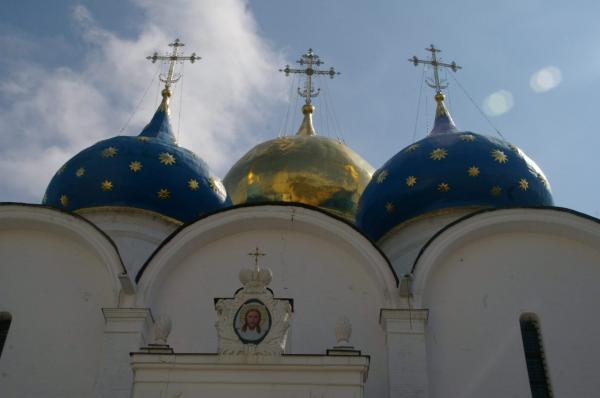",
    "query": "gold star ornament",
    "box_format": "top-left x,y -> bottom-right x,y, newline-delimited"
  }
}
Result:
157,188 -> 170,200
101,180 -> 113,192
491,149 -> 508,164
101,147 -> 118,158
377,170 -> 389,183
129,161 -> 143,172
519,178 -> 529,191
406,176 -> 417,187
537,173 -> 550,189
385,202 -> 395,213
406,144 -> 420,152
75,167 -> 85,177
460,134 -> 475,142
430,148 -> 448,161
437,182 -> 450,192
467,166 -> 480,177
208,177 -> 226,197
136,136 -> 151,142
60,194 -> 69,207
490,186 -> 502,196
159,152 -> 176,166
188,179 -> 199,191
